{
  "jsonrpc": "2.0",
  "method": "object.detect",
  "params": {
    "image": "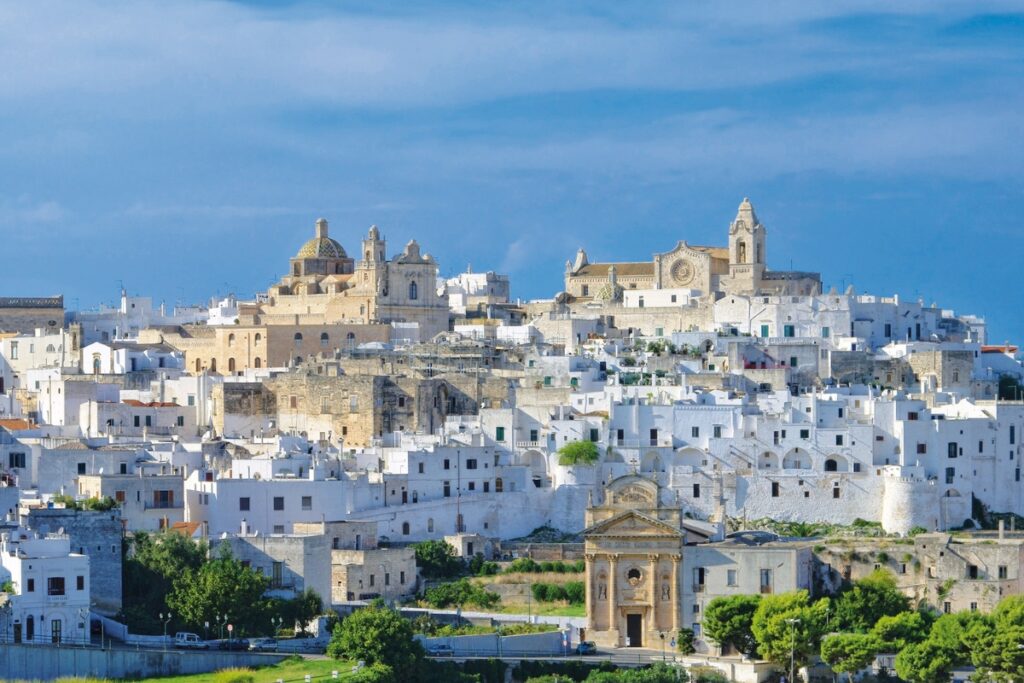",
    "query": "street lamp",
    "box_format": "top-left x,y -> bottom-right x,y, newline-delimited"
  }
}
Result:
271,616 -> 283,638
659,631 -> 667,663
785,617 -> 801,683
216,613 -> 228,641
204,620 -> 209,642
160,612 -> 173,652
